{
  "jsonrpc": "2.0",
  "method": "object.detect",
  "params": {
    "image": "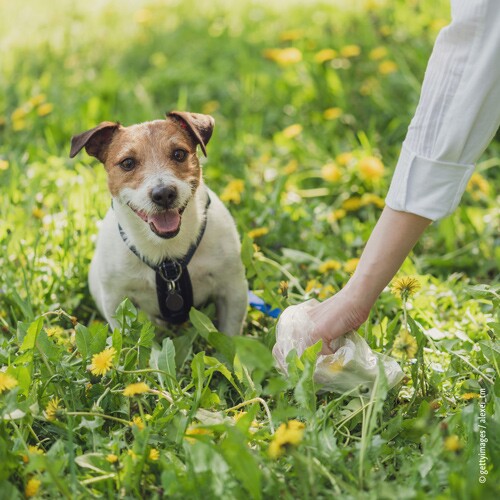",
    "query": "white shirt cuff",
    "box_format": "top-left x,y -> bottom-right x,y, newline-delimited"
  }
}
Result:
385,144 -> 475,221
